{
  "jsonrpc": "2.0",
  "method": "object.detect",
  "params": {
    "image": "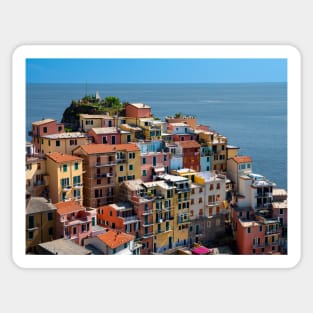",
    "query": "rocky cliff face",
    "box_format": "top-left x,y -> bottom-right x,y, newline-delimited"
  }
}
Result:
61,101 -> 104,131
